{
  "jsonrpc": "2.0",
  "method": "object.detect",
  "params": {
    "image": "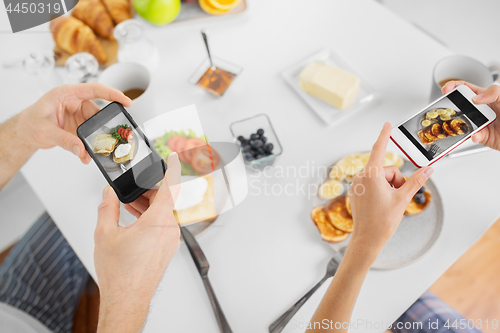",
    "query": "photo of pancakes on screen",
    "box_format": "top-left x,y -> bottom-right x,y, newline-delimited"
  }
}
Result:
399,90 -> 488,160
